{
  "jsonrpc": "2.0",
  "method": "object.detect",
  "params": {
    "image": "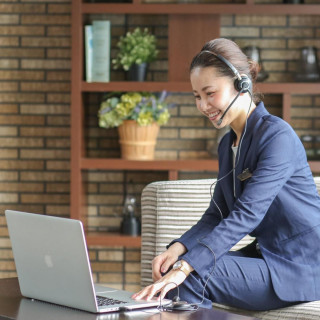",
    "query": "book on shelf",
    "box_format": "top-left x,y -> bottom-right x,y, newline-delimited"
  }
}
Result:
84,20 -> 111,83
84,25 -> 93,82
